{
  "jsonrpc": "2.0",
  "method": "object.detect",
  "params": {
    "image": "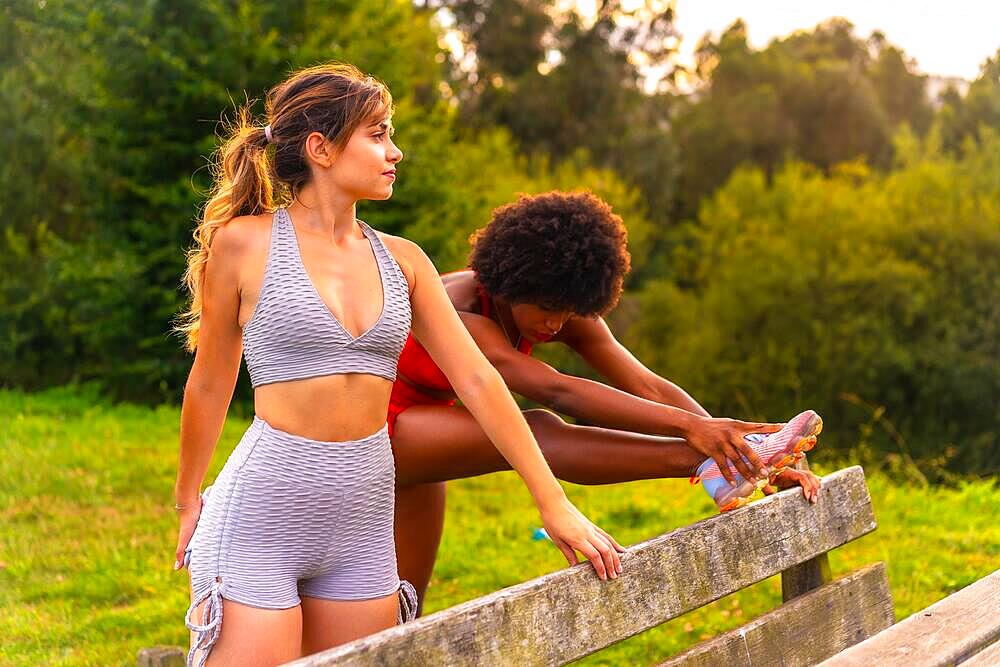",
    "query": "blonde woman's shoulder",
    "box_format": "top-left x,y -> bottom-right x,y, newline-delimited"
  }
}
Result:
209,213 -> 273,262
373,231 -> 426,293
